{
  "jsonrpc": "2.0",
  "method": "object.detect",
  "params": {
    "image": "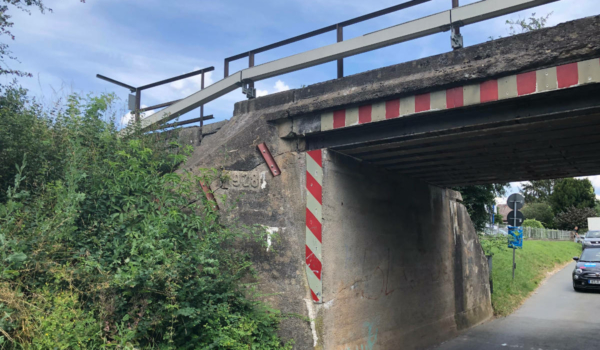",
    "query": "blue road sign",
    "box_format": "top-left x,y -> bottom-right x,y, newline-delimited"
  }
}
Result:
508,226 -> 523,249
